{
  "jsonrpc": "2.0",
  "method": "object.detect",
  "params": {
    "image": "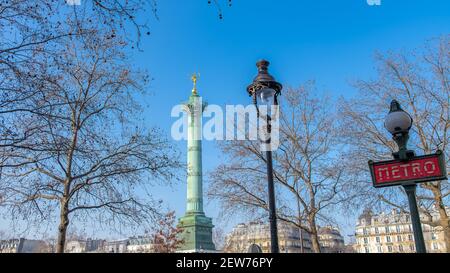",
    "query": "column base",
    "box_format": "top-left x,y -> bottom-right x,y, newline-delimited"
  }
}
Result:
177,213 -> 216,252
